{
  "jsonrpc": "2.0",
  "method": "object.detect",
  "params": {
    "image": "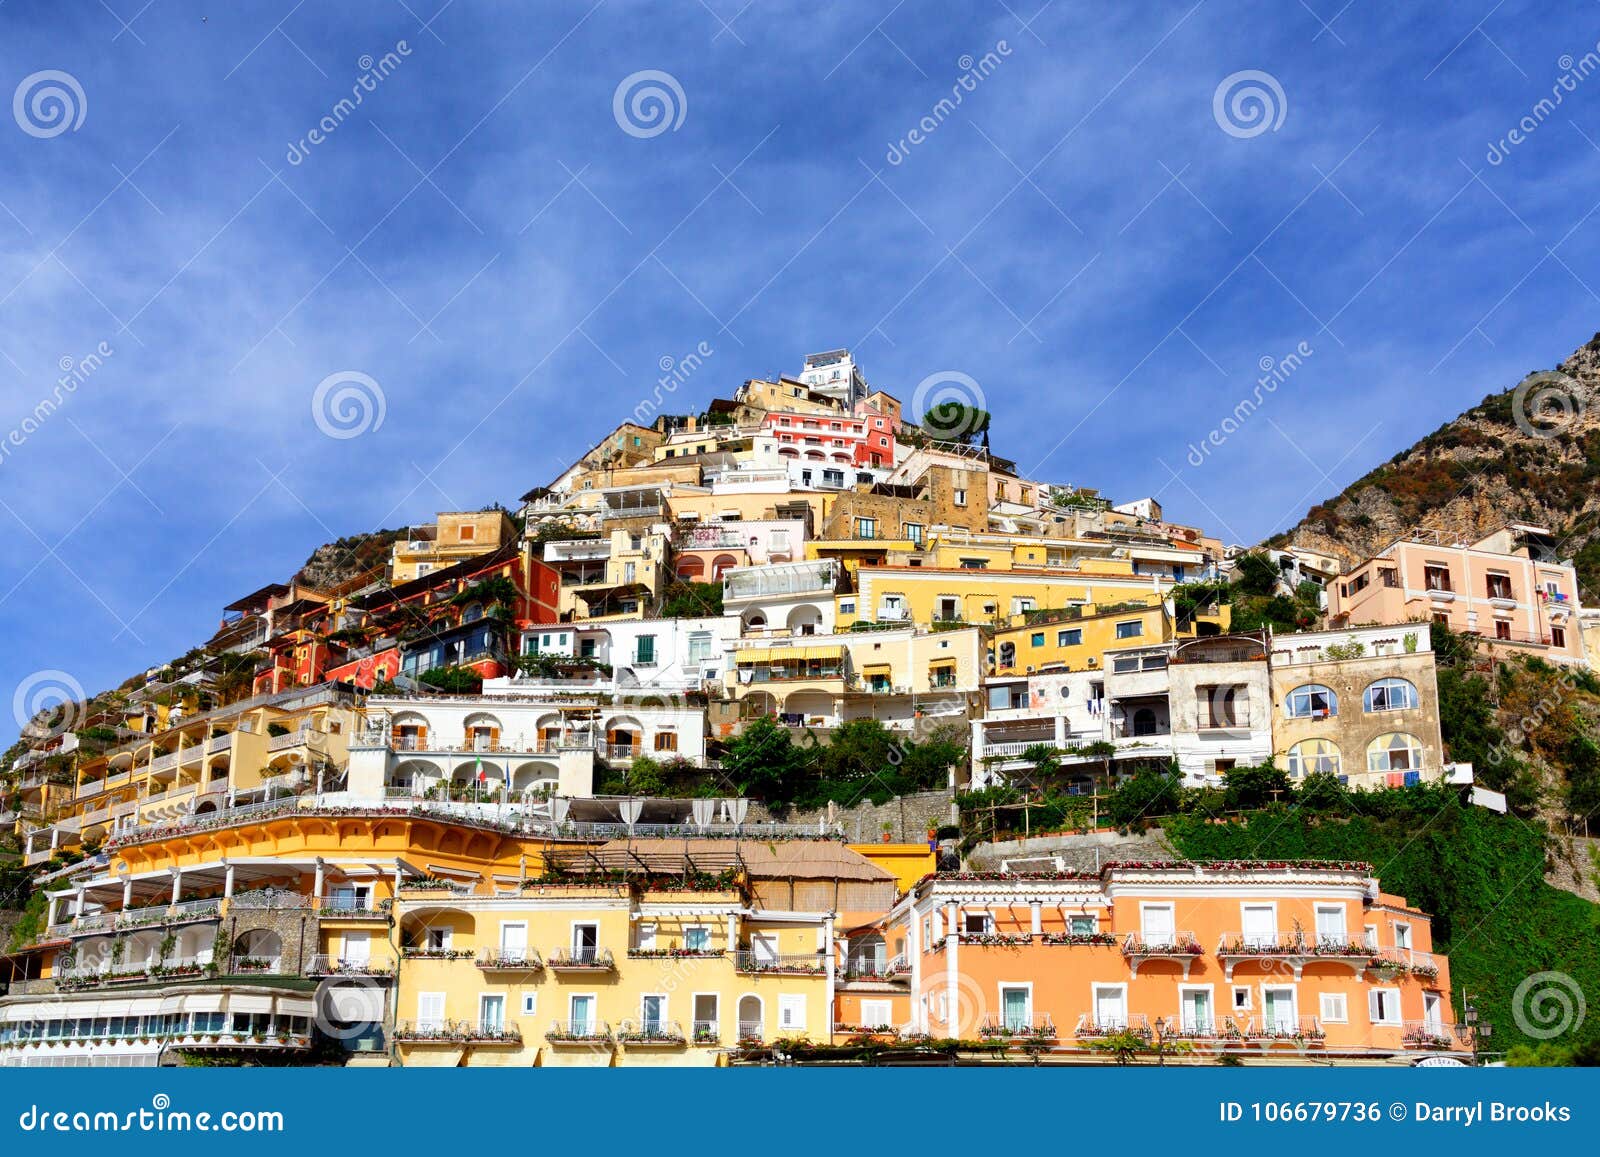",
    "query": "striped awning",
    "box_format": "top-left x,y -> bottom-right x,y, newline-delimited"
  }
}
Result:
738,644 -> 844,663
